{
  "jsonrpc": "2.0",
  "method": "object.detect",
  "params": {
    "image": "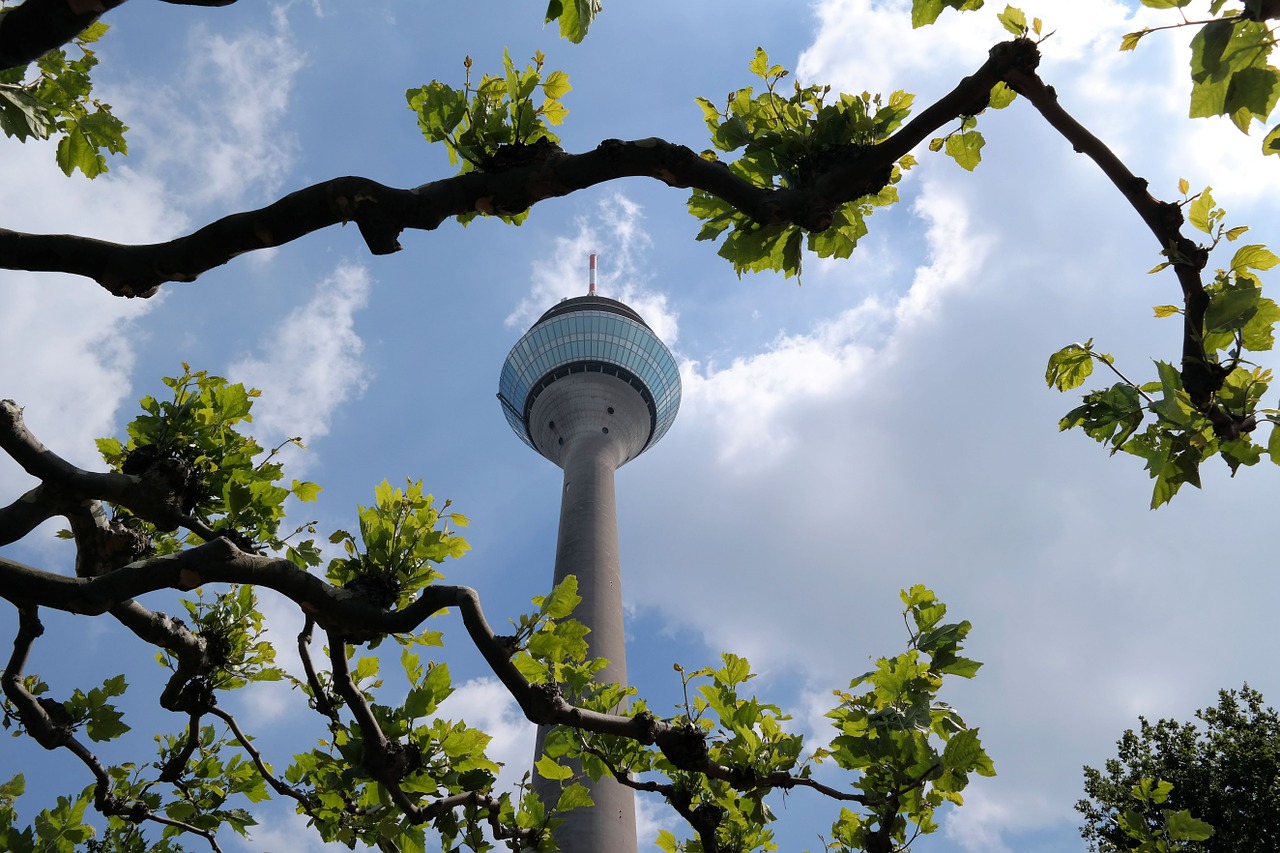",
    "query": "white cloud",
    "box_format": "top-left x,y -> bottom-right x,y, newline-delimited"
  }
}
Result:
240,805 -> 351,853
943,788 -> 1017,853
114,6 -> 306,208
680,179 -> 987,465
0,142 -> 183,478
798,0 -> 1140,99
229,261 -> 372,460
507,193 -> 680,345
635,791 -> 681,848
